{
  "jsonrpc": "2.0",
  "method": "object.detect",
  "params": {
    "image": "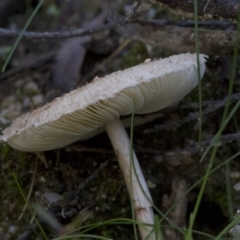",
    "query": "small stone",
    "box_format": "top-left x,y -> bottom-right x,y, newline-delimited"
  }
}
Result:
233,182 -> 240,191
230,172 -> 240,179
8,225 -> 17,234
32,94 -> 44,107
144,58 -> 151,63
4,103 -> 22,120
42,192 -> 63,206
147,180 -> 157,189
229,224 -> 240,238
1,96 -> 15,108
101,194 -> 107,199
23,97 -> 30,108
39,176 -> 46,183
24,82 -> 39,95
154,156 -> 163,163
